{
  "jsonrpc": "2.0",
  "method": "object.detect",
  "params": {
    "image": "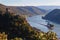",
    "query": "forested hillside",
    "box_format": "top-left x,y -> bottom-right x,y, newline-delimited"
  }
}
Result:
43,9 -> 60,24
